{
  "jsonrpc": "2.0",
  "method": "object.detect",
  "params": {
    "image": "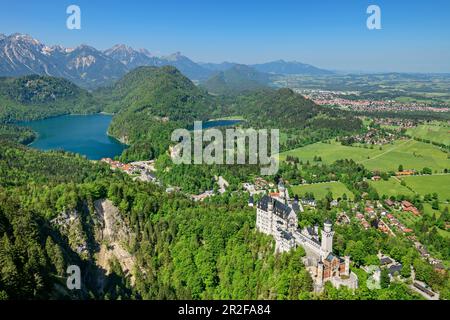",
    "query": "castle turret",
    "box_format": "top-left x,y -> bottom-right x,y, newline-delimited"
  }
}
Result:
317,261 -> 324,285
278,181 -> 286,203
344,256 -> 350,277
321,219 -> 334,254
268,198 -> 274,212
248,195 -> 254,207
